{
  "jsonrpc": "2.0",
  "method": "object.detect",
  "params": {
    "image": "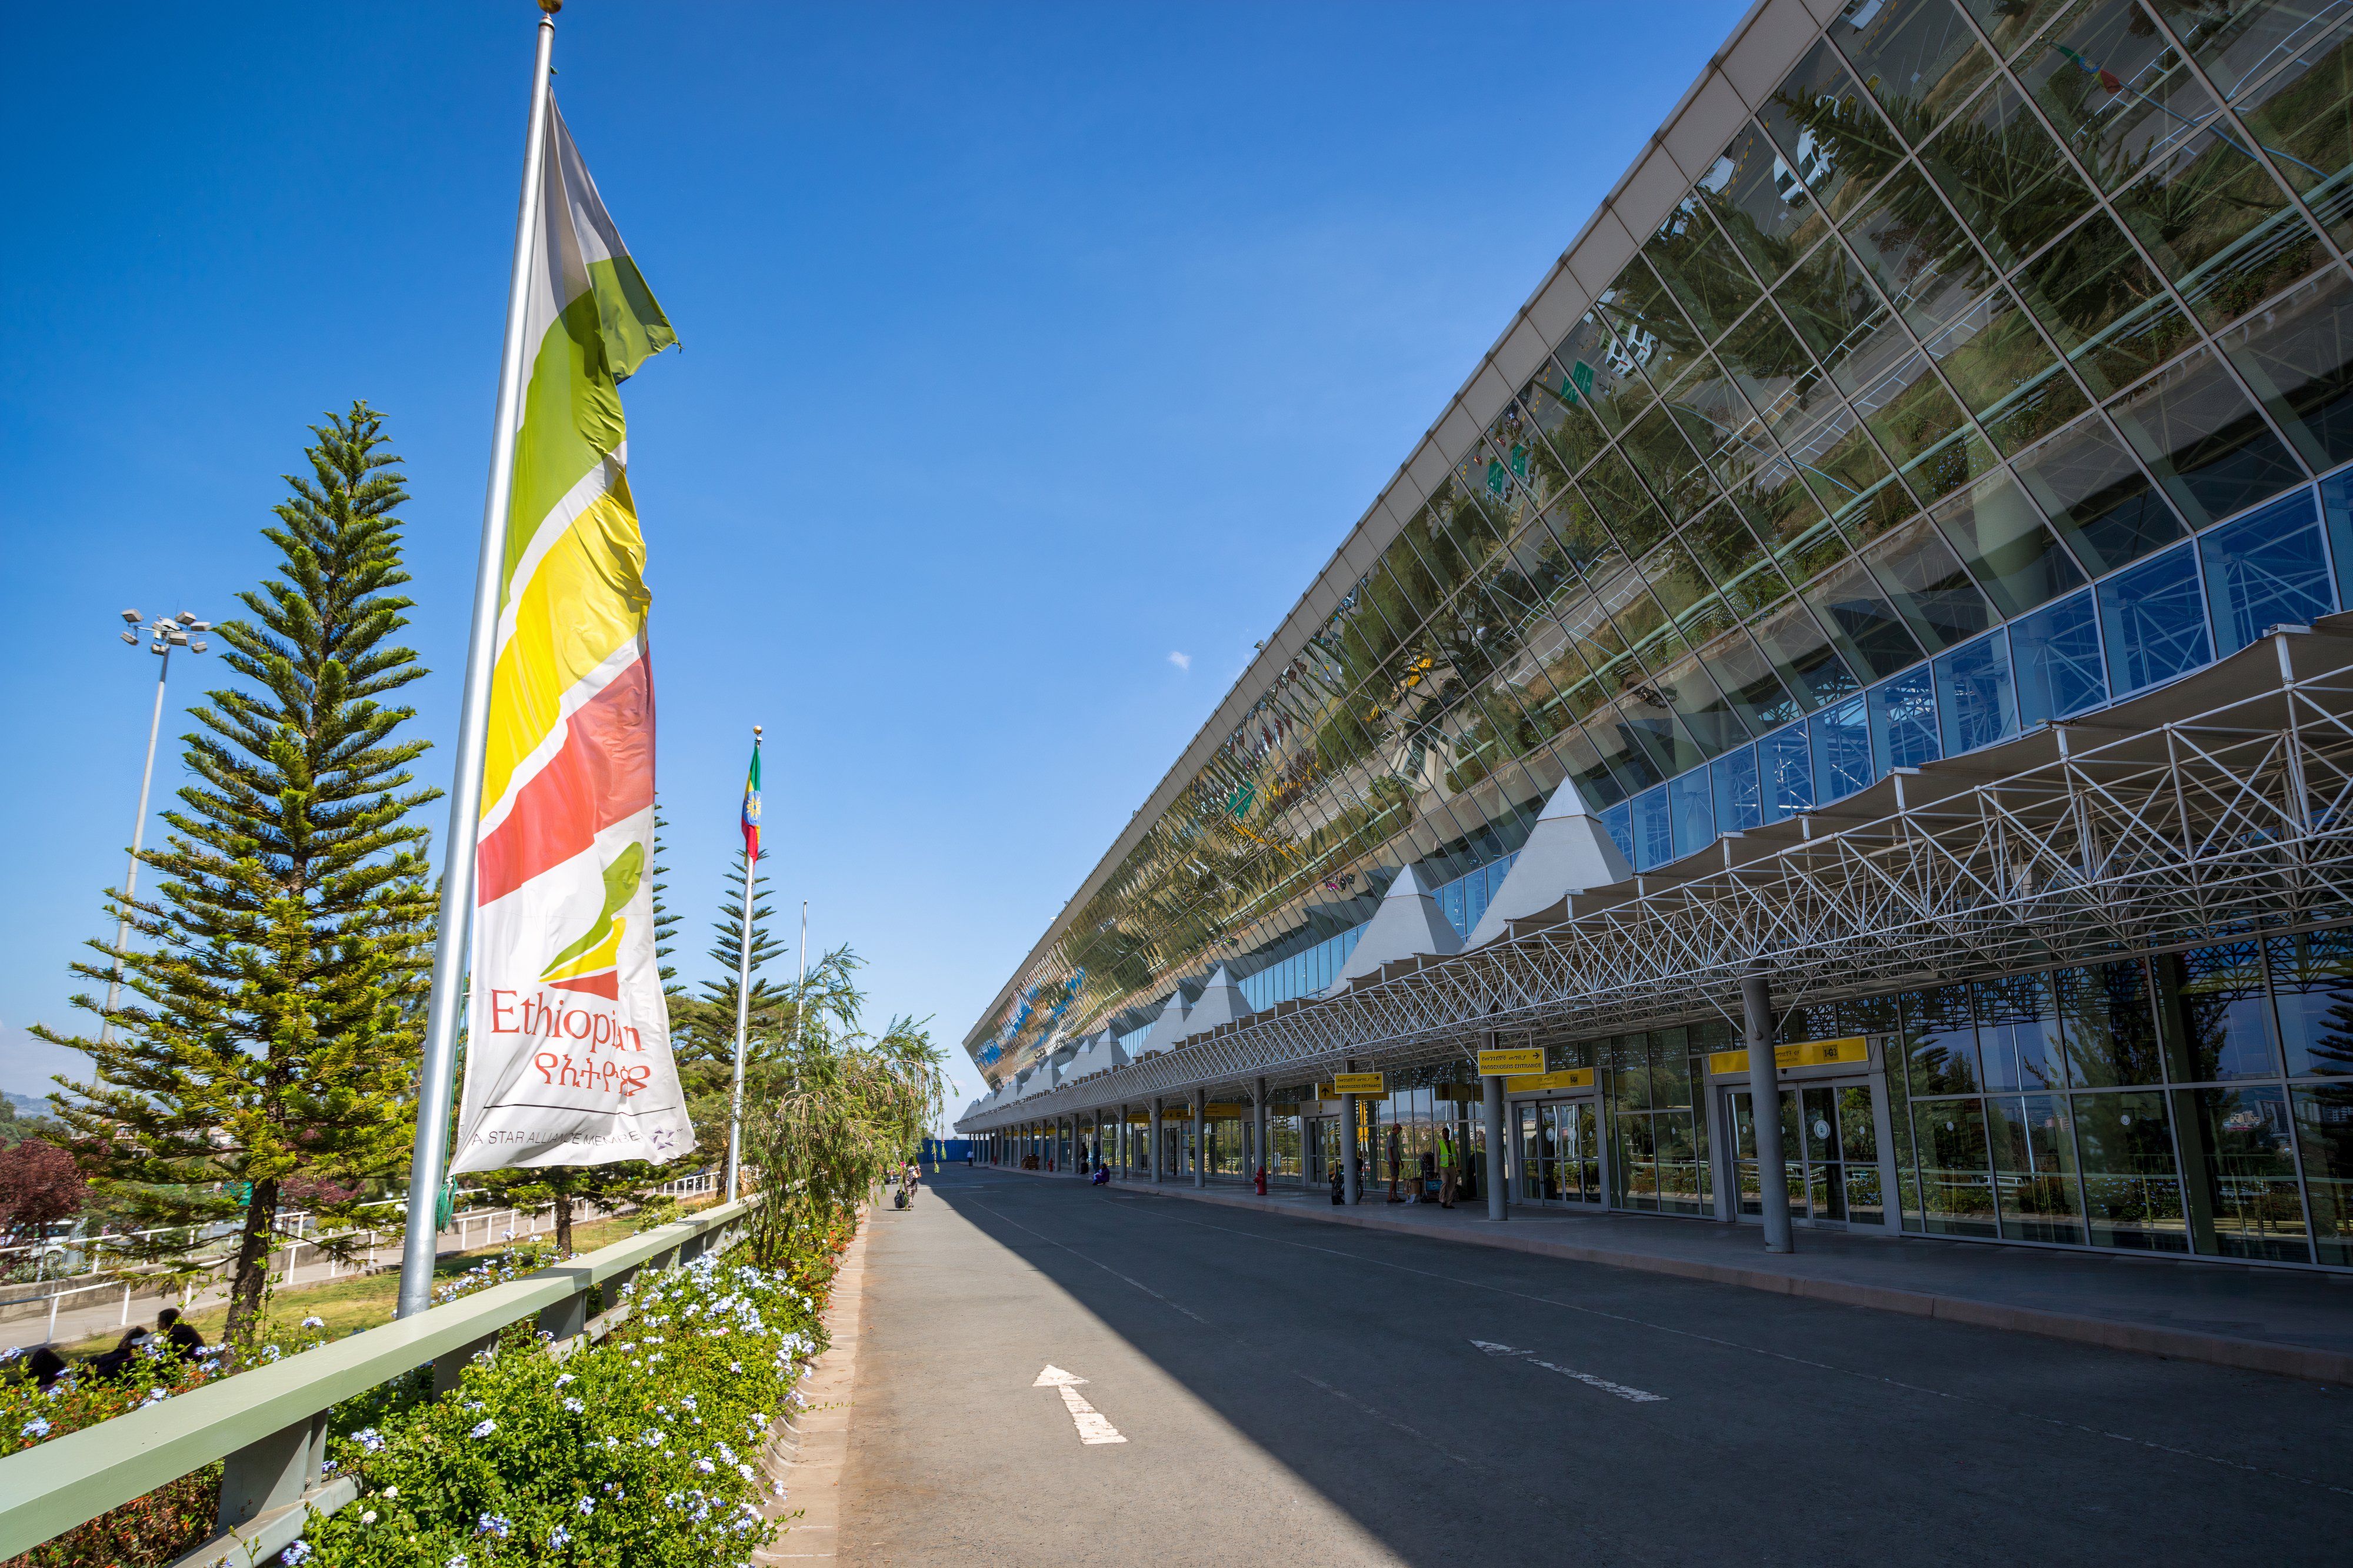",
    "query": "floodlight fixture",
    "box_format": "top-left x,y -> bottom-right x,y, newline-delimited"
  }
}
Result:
121,608 -> 142,625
